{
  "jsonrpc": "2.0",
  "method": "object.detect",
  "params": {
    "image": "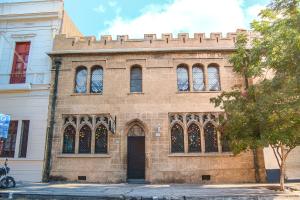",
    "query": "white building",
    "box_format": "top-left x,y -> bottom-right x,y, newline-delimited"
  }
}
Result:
0,0 -> 81,182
